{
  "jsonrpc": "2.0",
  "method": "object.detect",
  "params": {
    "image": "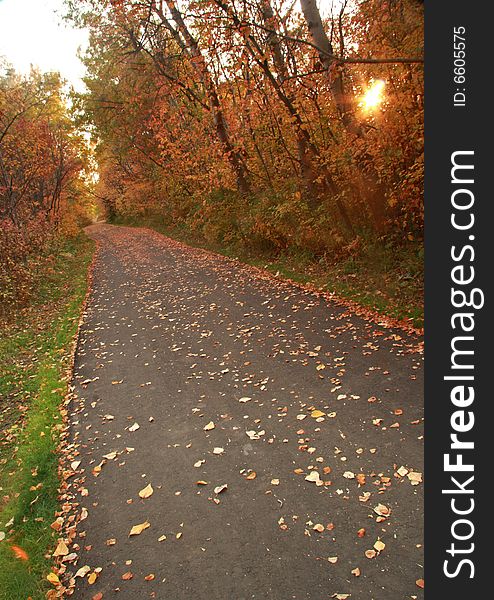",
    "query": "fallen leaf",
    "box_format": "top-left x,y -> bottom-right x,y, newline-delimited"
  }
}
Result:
53,540 -> 69,557
305,471 -> 322,485
47,572 -> 60,586
214,484 -> 228,494
138,484 -> 154,499
122,571 -> 133,580
246,471 -> 257,480
129,422 -> 140,432
144,573 -> 155,581
129,520 -> 150,536
11,545 -> 28,561
374,503 -> 391,517
416,578 -> 425,588
50,518 -> 64,531
311,410 -> 325,418
203,421 -> 215,431
75,565 -> 91,578
407,471 -> 423,485
313,524 -> 325,532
